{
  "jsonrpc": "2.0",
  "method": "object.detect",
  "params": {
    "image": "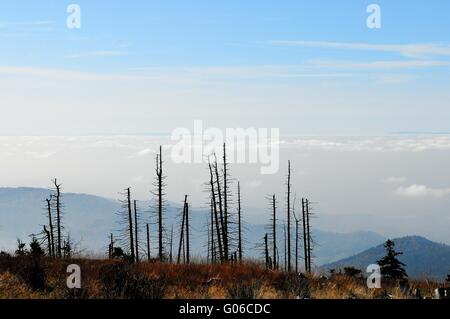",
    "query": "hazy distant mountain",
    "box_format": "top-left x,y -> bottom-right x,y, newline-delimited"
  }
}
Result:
0,187 -> 384,264
322,236 -> 450,279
